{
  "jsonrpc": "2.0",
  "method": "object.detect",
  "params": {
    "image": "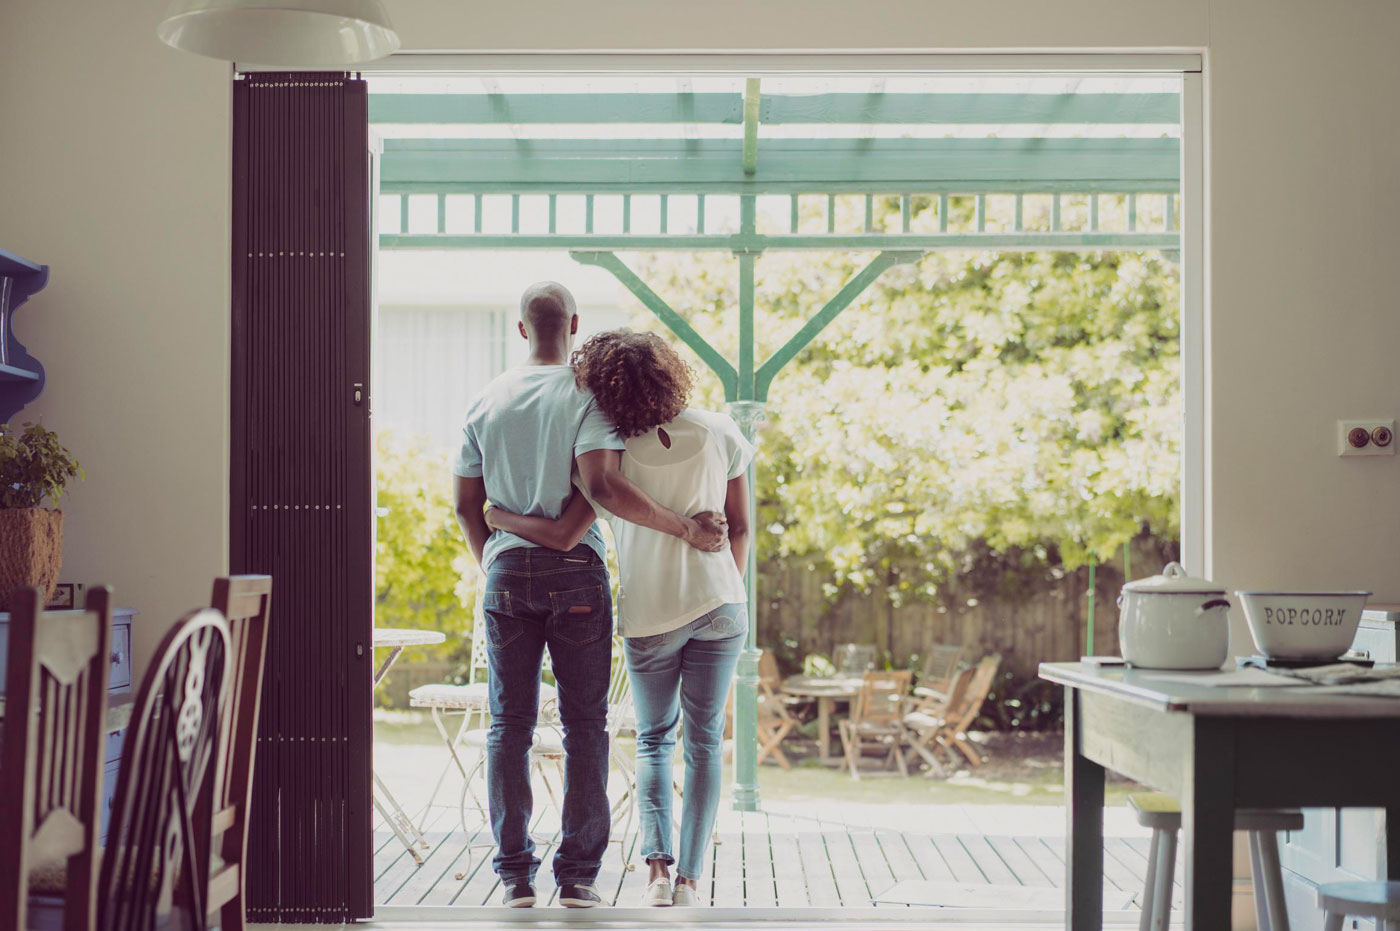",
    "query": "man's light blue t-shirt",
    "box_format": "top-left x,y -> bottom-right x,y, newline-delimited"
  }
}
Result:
452,365 -> 624,570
